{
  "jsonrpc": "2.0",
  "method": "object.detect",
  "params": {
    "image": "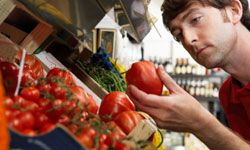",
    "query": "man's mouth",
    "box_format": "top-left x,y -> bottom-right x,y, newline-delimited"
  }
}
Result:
196,46 -> 208,57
